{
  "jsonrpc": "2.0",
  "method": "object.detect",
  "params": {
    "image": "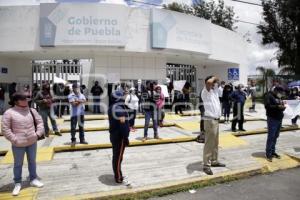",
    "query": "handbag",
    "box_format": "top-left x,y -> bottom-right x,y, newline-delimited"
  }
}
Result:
30,108 -> 45,141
